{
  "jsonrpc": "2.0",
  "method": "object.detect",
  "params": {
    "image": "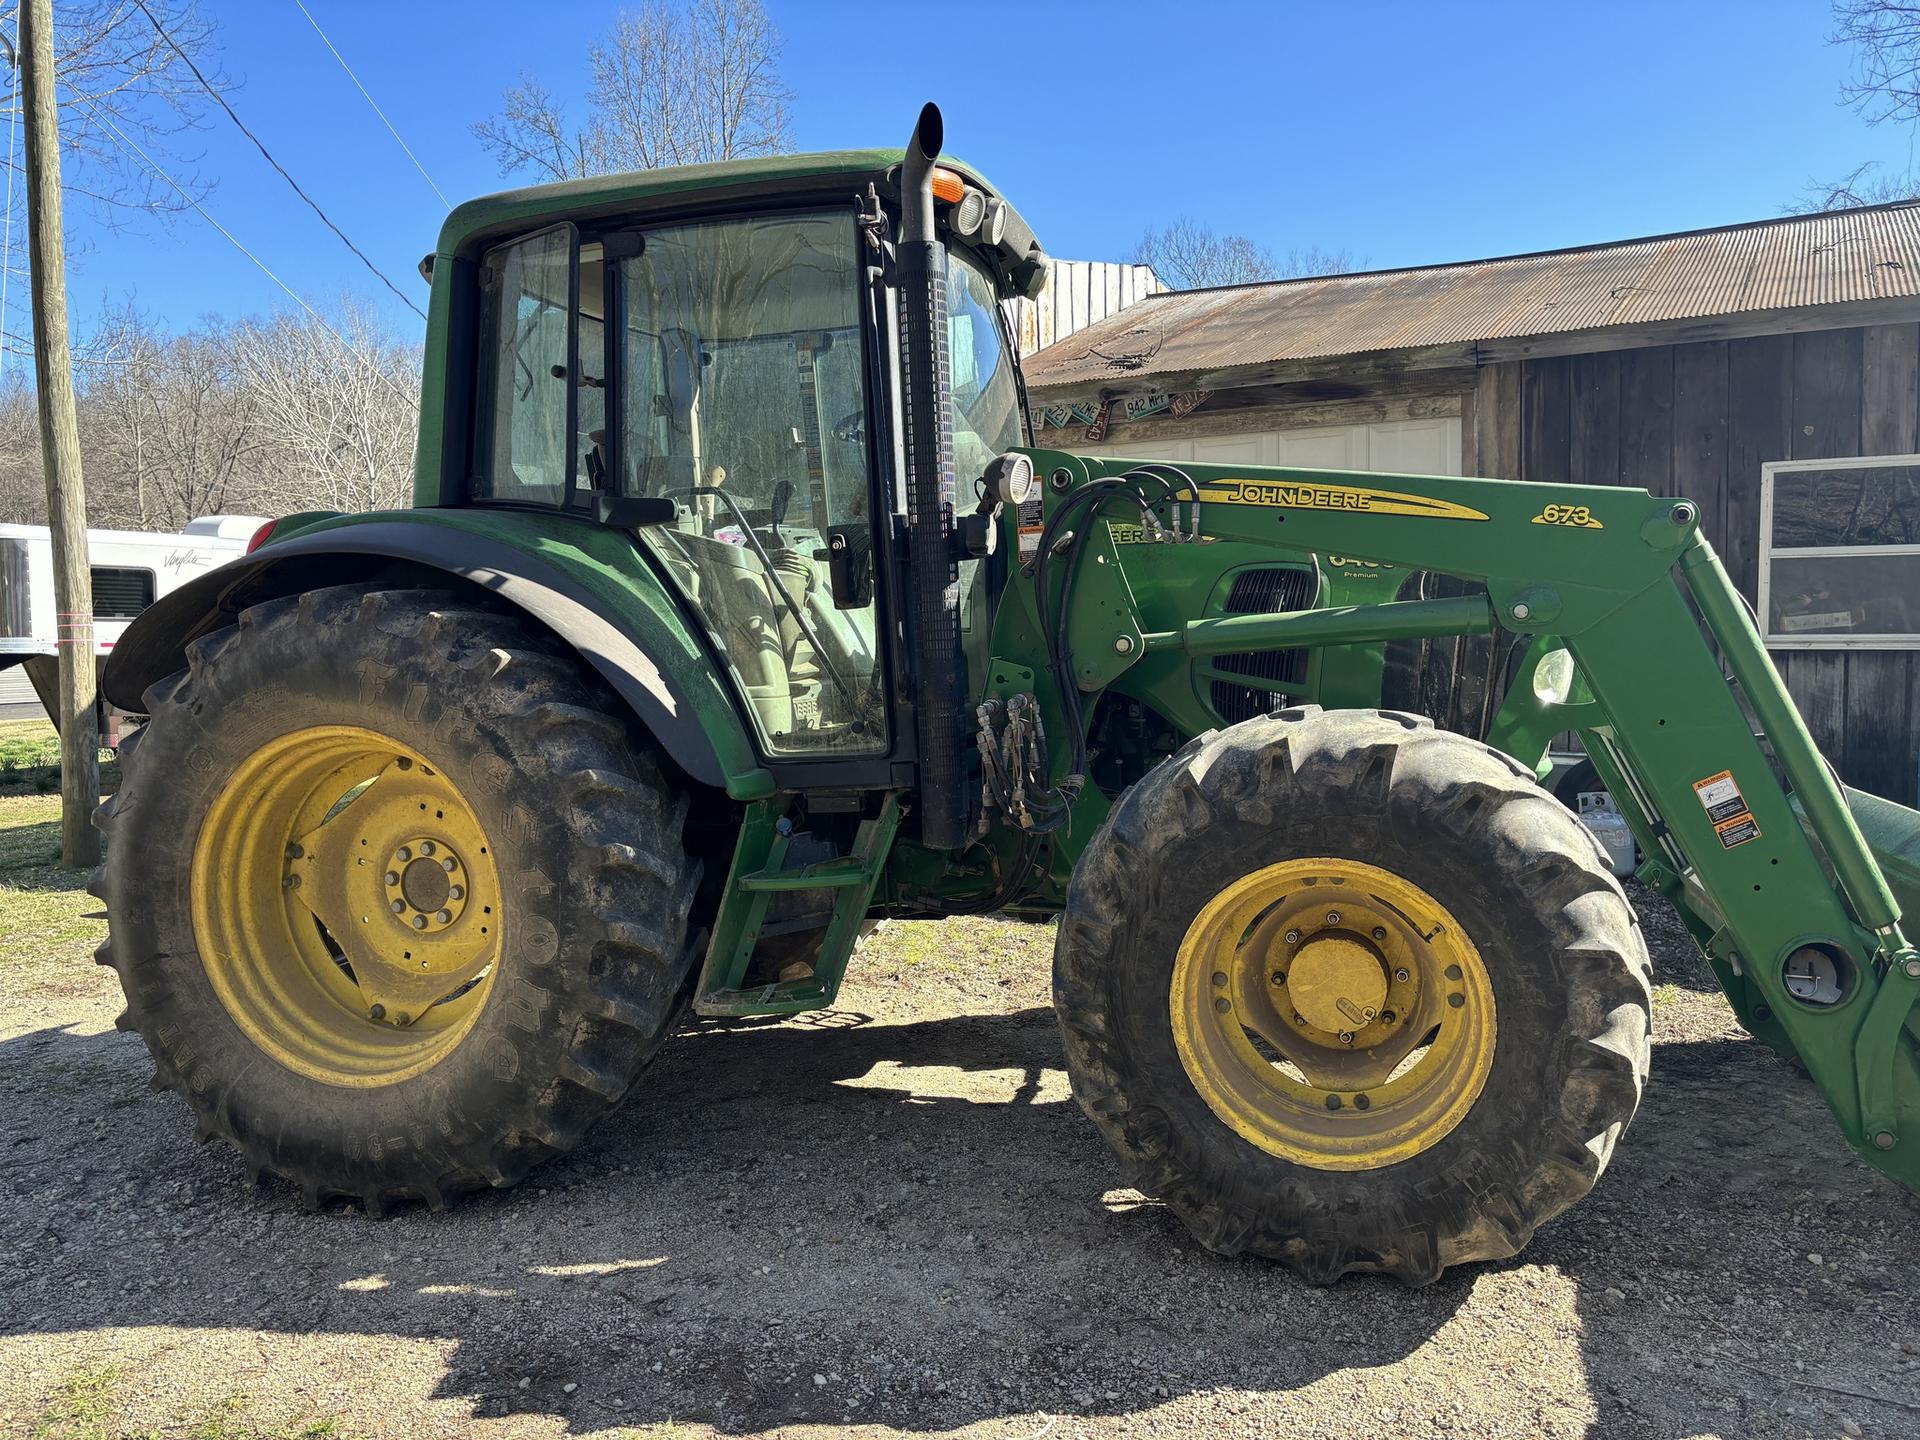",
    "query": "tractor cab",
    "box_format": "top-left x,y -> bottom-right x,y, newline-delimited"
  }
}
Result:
459,160 -> 1032,763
